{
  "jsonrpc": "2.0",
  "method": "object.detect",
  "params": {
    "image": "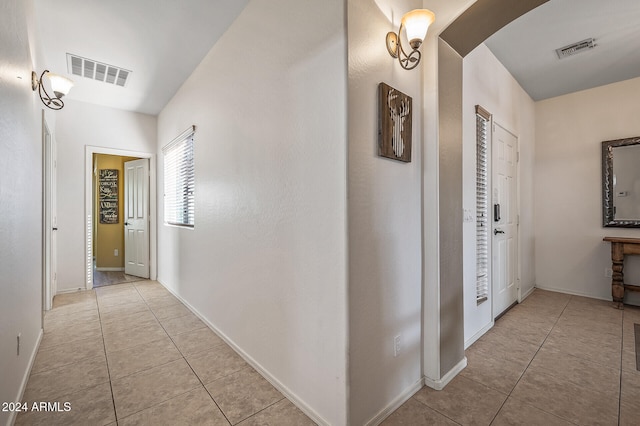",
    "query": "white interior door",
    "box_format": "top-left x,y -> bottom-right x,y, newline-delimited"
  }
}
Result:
492,123 -> 518,318
124,159 -> 150,278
